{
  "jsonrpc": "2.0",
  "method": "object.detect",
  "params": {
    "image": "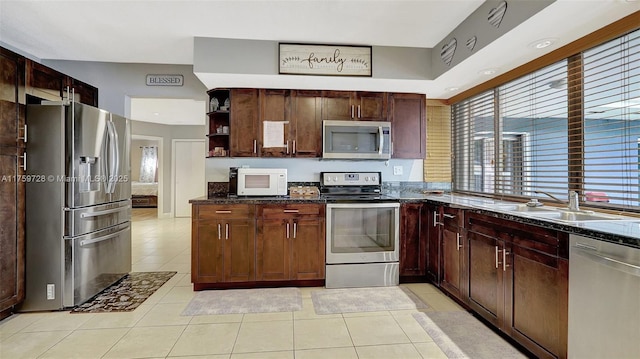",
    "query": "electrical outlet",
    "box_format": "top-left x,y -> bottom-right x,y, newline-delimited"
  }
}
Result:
393,166 -> 403,176
46,284 -> 55,300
